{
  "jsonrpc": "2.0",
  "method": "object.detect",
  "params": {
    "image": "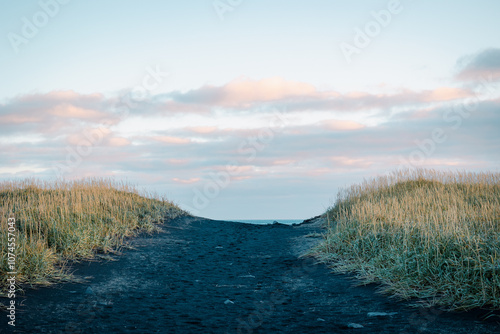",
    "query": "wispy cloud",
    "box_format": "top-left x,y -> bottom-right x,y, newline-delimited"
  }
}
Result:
456,48 -> 500,81
0,90 -> 118,136
1,52 -> 499,218
168,77 -> 323,108
159,78 -> 473,114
